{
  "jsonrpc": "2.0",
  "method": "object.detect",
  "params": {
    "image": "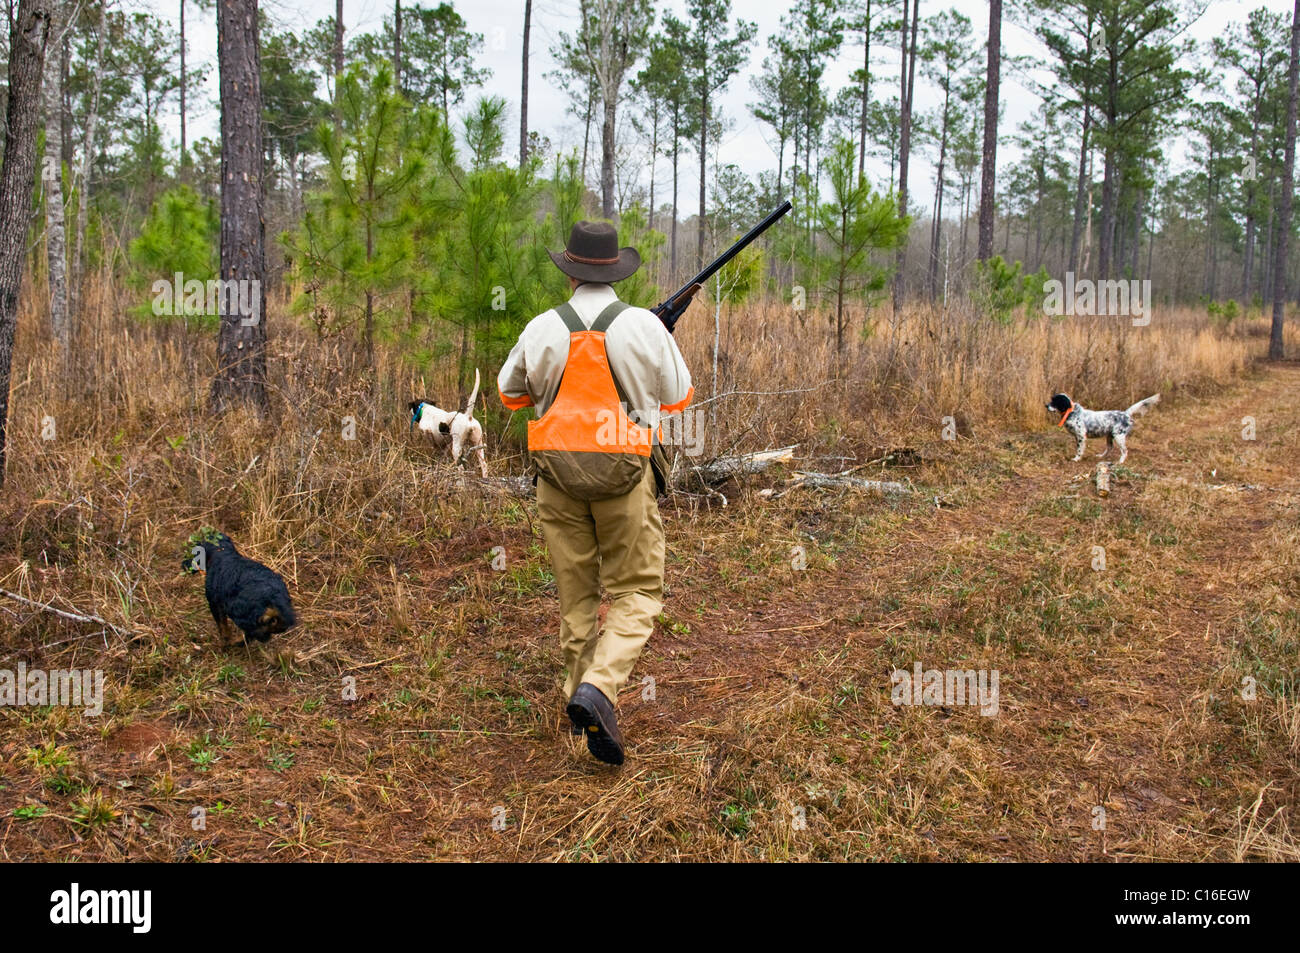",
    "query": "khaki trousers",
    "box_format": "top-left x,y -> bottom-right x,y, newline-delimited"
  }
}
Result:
536,465 -> 664,704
